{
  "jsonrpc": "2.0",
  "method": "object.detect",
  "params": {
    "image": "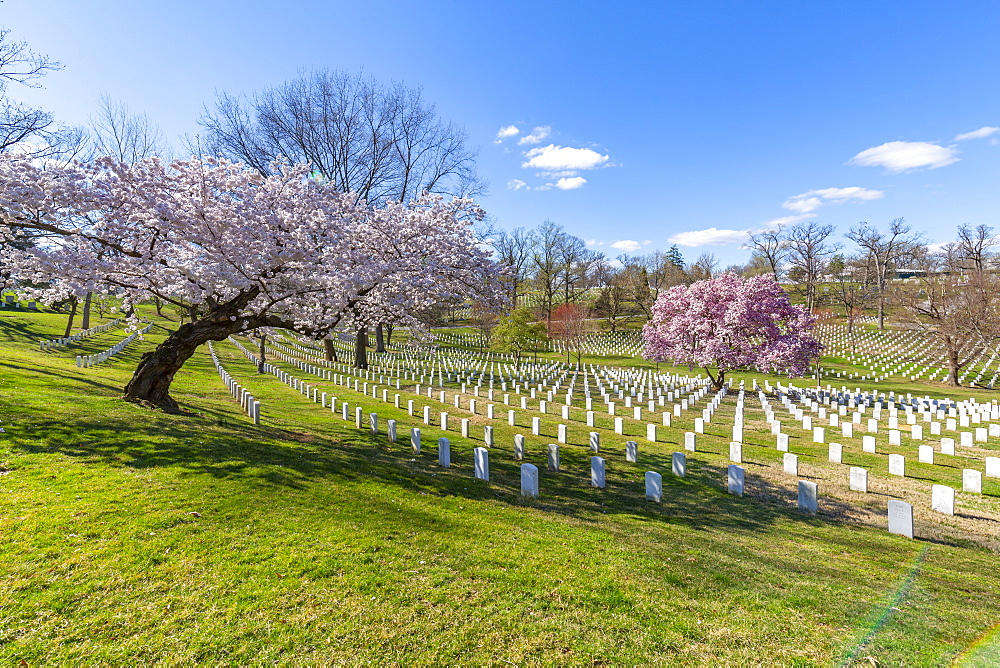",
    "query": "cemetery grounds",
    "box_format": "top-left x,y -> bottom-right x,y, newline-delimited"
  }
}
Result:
1,303 -> 999,665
